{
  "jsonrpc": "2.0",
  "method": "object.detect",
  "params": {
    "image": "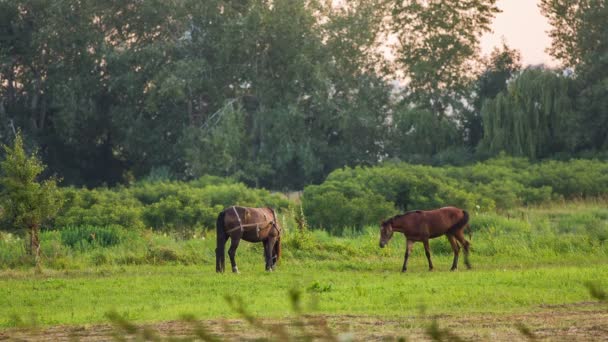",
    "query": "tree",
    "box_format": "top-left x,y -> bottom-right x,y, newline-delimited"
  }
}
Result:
390,0 -> 500,116
1,0 -> 392,189
390,106 -> 461,160
176,0 -> 392,189
539,0 -> 607,68
478,67 -> 580,158
465,43 -> 522,147
0,133 -> 63,267
540,0 -> 608,149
